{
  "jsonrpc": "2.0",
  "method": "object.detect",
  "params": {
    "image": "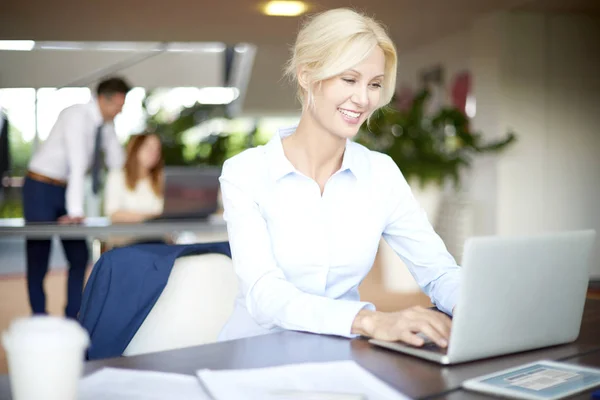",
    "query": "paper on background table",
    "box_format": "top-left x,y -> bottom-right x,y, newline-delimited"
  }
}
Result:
197,360 -> 409,400
78,368 -> 209,400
